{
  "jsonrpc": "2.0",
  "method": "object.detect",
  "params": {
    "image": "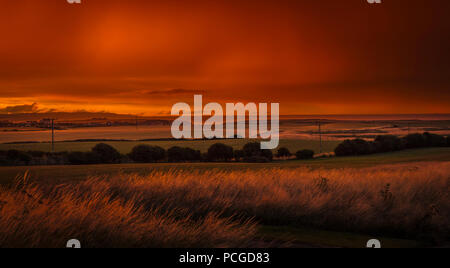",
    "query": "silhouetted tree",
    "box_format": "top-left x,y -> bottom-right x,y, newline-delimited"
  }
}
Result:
402,134 -> 426,149
242,142 -> 273,162
243,142 -> 261,158
168,147 -> 185,162
277,147 -> 292,158
207,143 -> 234,162
296,149 -> 314,160
423,132 -> 447,147
6,149 -> 32,164
262,149 -> 273,161
233,150 -> 245,162
68,151 -> 89,165
168,147 -> 201,162
374,135 -> 403,153
129,145 -> 166,163
92,143 -> 121,163
334,139 -> 374,156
